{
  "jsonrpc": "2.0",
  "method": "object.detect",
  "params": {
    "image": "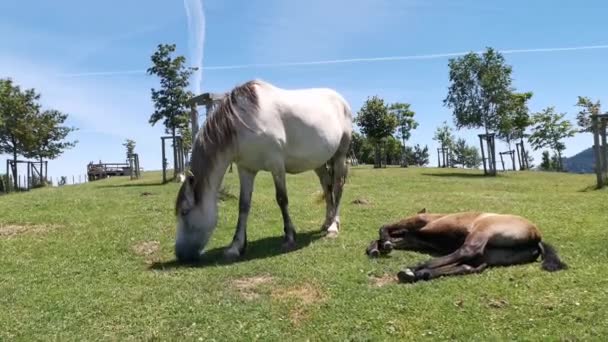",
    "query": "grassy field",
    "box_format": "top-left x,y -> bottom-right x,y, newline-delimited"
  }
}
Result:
1,166 -> 607,340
